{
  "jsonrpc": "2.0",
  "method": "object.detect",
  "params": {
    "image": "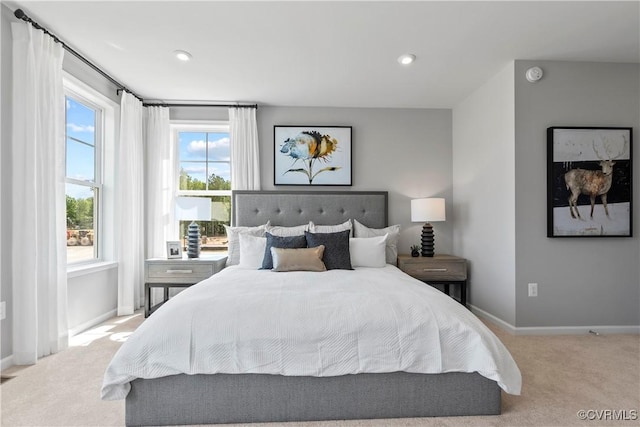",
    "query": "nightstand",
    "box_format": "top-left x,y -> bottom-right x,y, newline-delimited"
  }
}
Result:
144,255 -> 227,317
397,254 -> 468,306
